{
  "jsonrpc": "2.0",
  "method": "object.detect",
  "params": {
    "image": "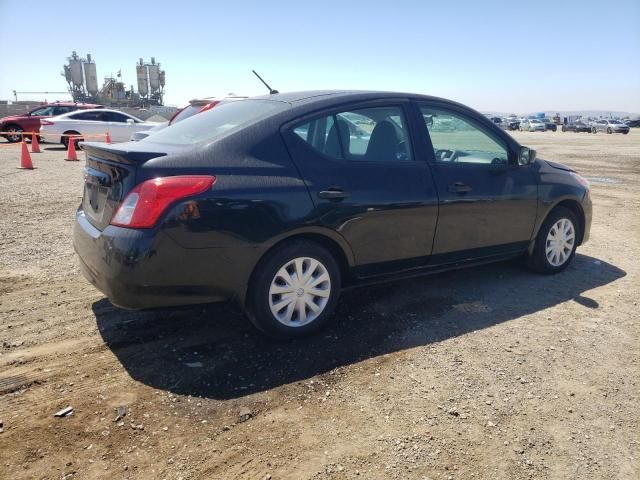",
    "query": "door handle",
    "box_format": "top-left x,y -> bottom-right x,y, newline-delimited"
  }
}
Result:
318,188 -> 350,200
448,182 -> 472,194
